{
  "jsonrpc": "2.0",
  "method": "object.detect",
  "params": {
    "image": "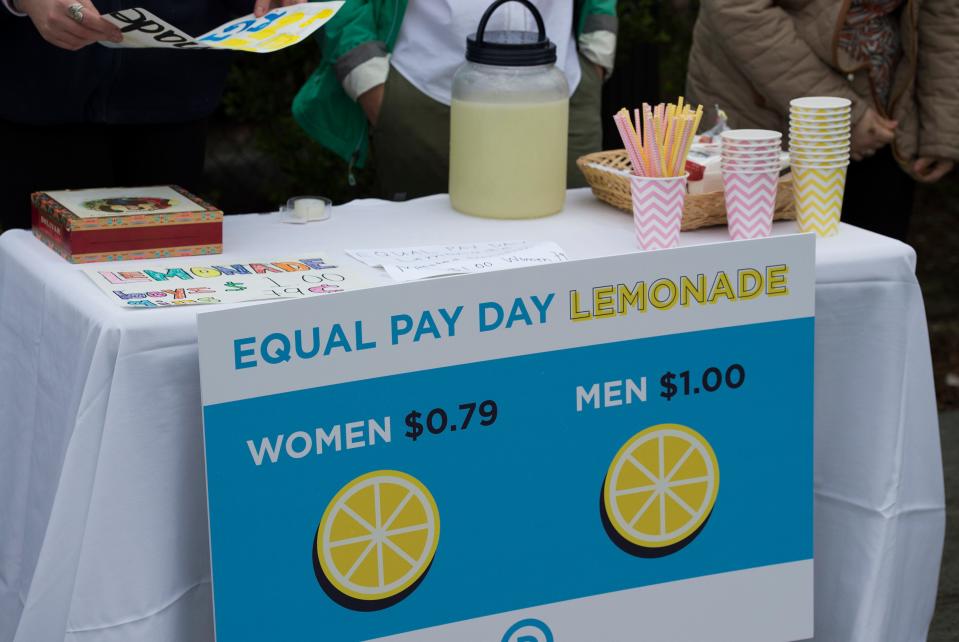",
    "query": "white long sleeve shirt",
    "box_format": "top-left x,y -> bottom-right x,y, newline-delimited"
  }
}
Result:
391,0 -> 581,105
339,0 -> 620,104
